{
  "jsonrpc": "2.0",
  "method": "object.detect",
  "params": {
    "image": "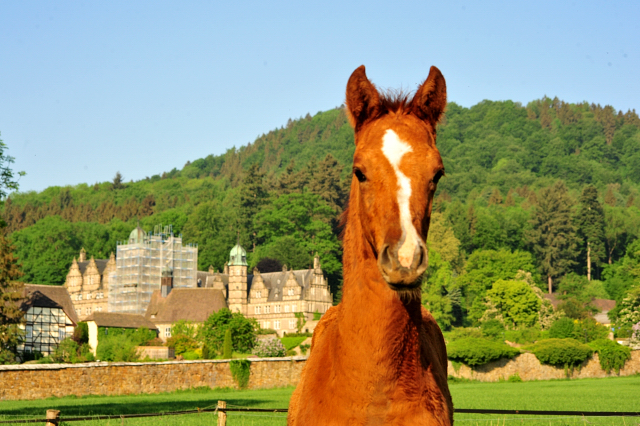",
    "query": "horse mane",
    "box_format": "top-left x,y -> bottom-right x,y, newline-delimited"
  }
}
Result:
379,89 -> 411,114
